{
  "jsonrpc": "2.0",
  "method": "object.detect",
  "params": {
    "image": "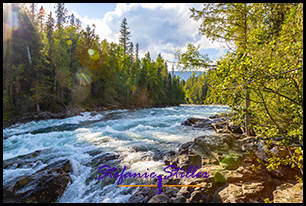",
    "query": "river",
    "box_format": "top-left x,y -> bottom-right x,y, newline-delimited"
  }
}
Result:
3,105 -> 229,203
